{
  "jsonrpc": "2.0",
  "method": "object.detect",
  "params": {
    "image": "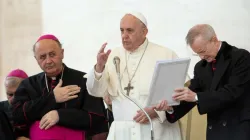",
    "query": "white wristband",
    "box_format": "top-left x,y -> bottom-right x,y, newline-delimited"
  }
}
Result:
195,95 -> 198,101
